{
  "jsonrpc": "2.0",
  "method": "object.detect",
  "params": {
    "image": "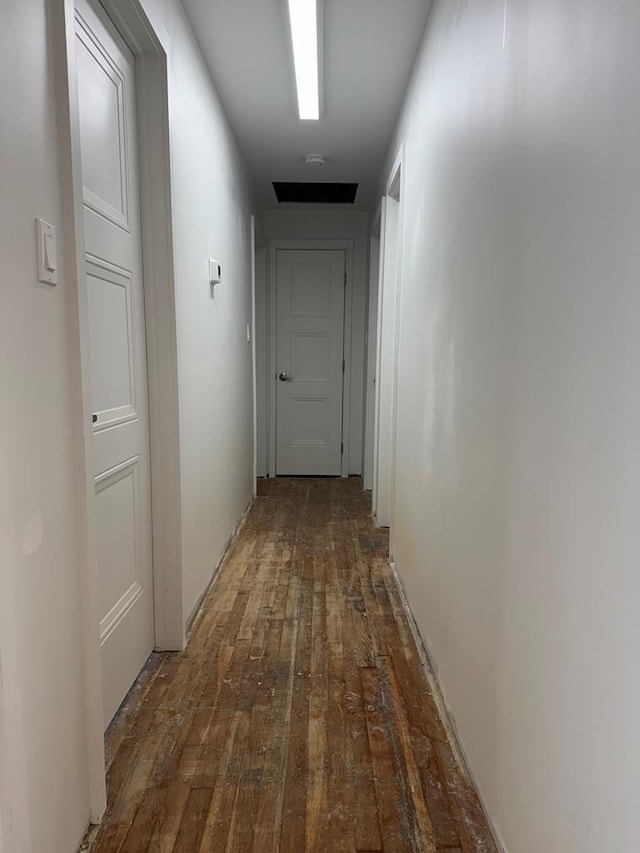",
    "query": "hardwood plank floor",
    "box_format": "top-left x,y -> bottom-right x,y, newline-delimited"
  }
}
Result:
83,478 -> 496,853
